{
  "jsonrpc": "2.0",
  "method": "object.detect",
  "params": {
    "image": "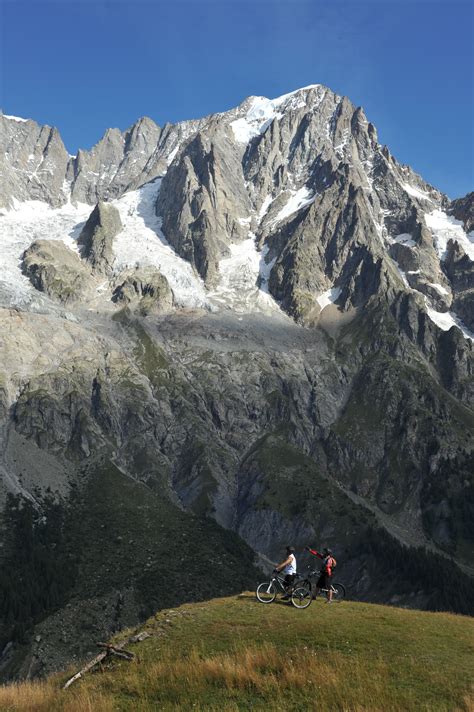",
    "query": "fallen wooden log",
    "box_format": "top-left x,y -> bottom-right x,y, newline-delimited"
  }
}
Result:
62,651 -> 108,689
96,642 -> 135,660
62,642 -> 135,689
